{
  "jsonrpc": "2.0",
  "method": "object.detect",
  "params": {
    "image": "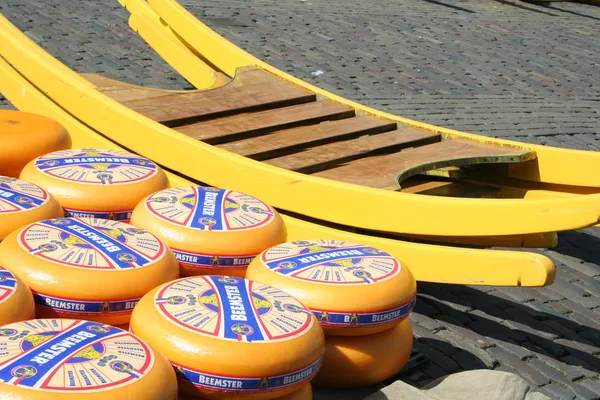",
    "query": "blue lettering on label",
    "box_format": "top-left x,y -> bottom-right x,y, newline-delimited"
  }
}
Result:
190,188 -> 226,230
173,249 -> 256,269
63,208 -> 133,221
314,296 -> 416,327
176,356 -> 322,392
37,219 -> 153,269
0,185 -> 46,211
34,293 -> 139,314
35,157 -> 153,170
266,247 -> 391,275
0,322 -> 122,387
